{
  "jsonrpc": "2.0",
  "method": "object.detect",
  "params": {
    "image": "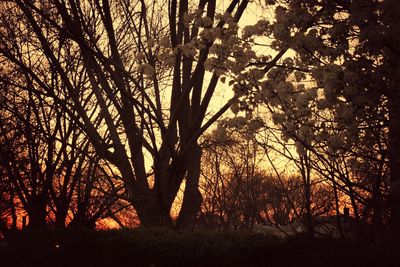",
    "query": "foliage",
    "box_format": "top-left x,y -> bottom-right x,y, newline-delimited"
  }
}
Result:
223,0 -> 399,239
1,228 -> 398,266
